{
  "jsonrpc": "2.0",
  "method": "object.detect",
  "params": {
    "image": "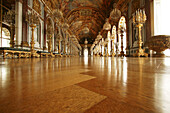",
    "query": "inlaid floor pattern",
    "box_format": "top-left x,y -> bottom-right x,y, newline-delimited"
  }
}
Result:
0,57 -> 170,113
